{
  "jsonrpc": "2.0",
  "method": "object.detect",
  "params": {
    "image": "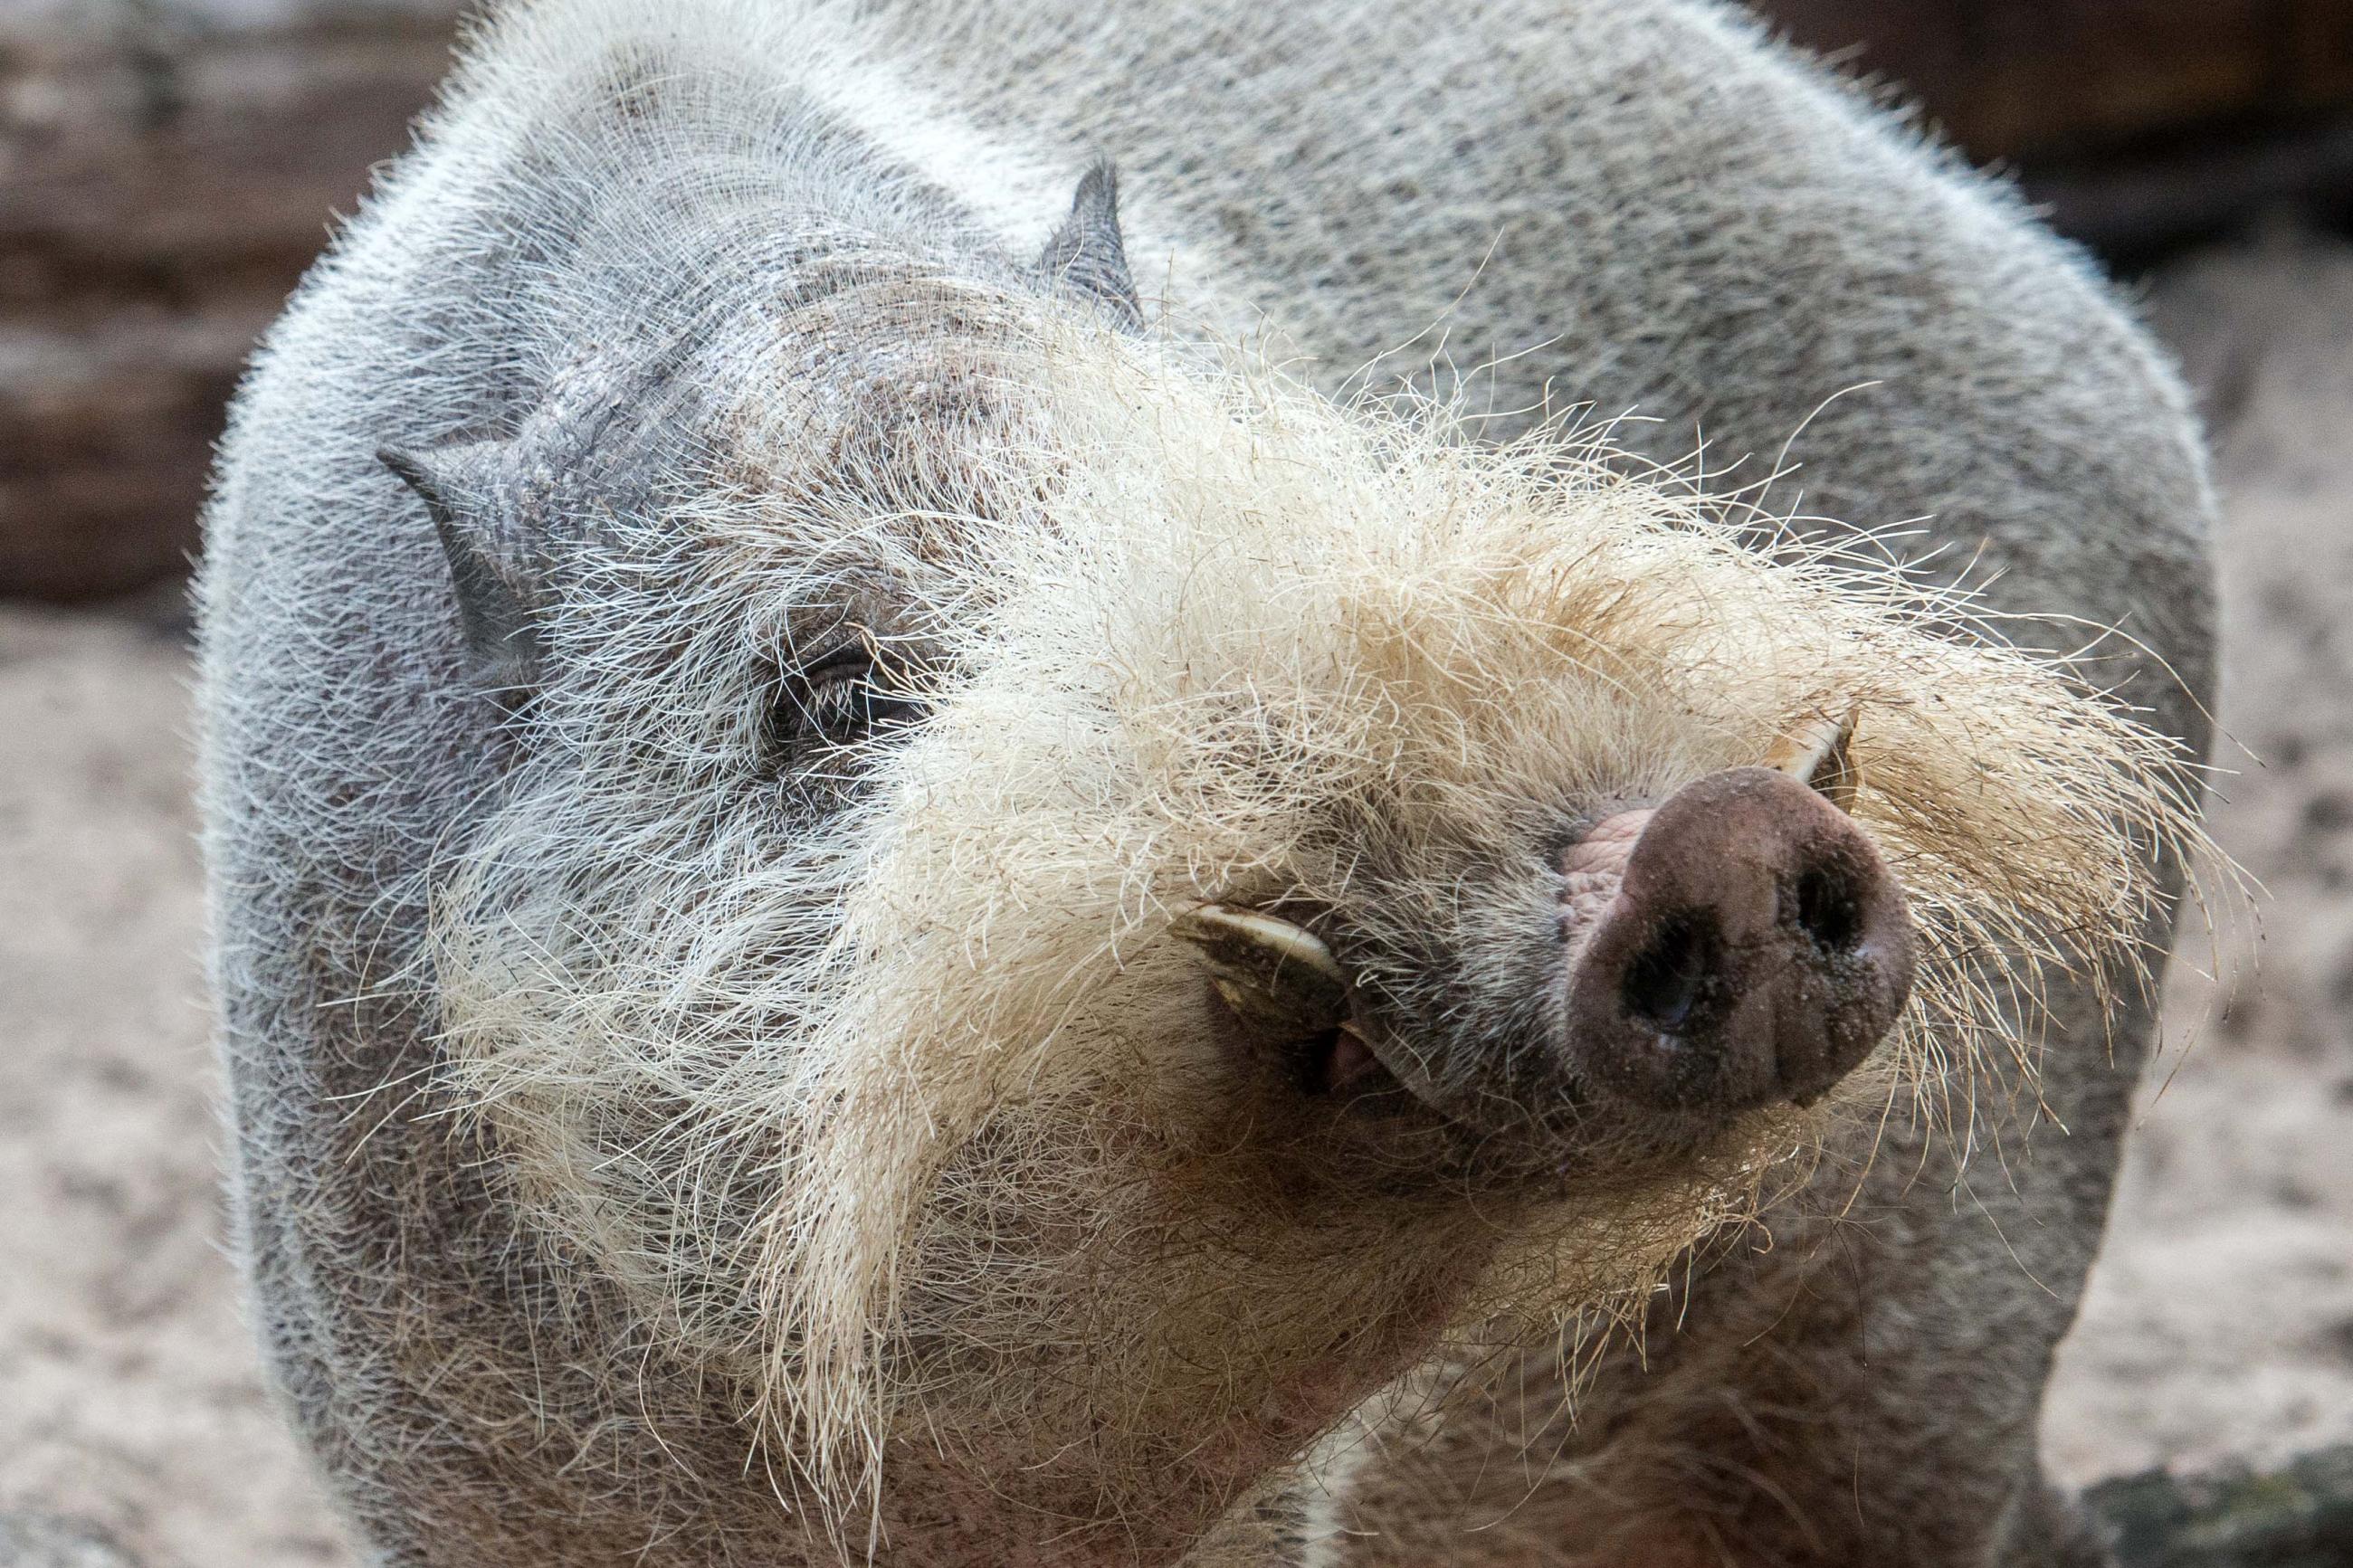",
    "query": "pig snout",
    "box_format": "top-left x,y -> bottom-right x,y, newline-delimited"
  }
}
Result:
1561,766 -> 1916,1114
1169,753 -> 1916,1135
